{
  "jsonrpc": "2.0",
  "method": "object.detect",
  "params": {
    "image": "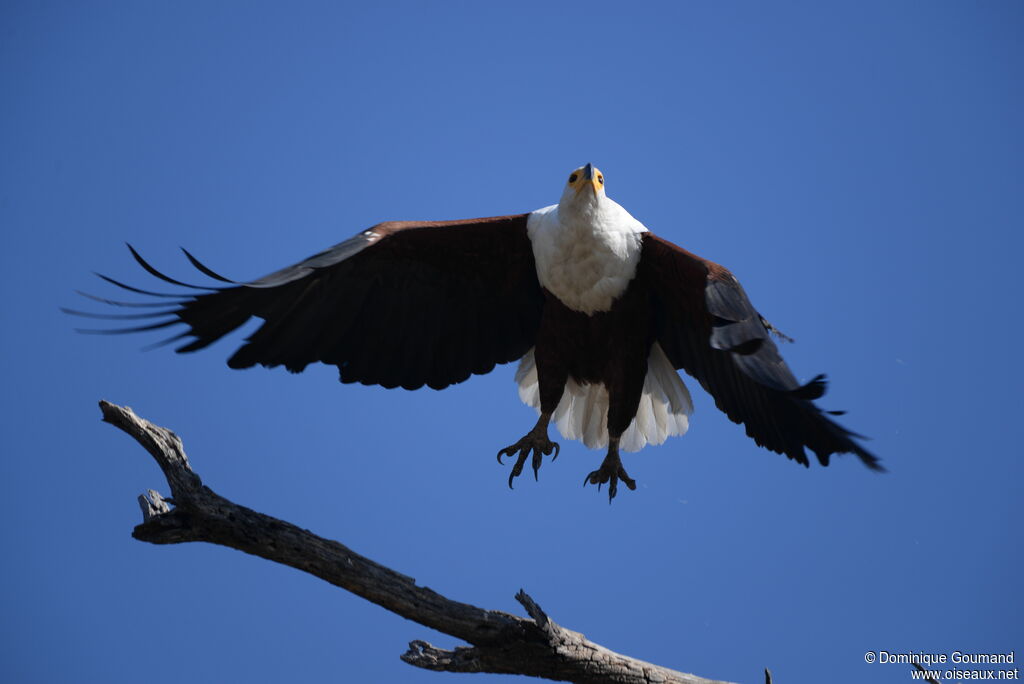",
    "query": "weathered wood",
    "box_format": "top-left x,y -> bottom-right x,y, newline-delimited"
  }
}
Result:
99,399 -> 735,684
